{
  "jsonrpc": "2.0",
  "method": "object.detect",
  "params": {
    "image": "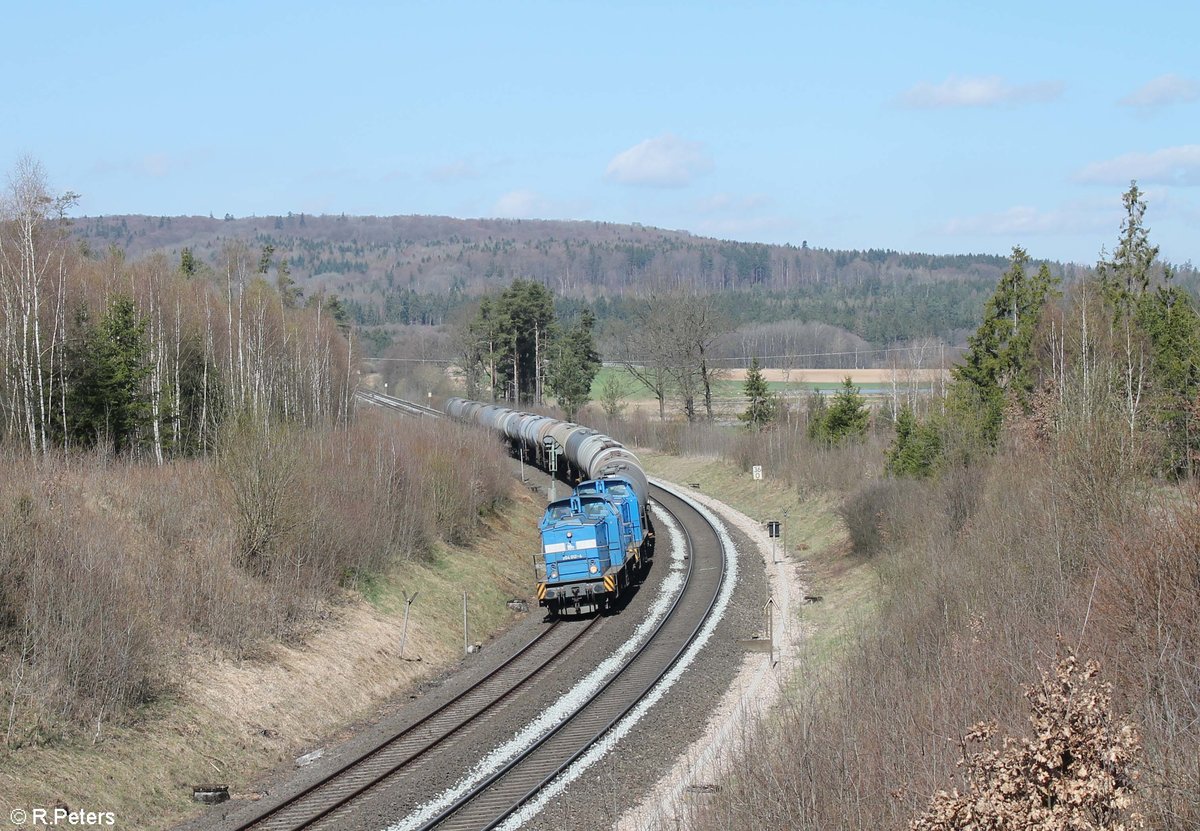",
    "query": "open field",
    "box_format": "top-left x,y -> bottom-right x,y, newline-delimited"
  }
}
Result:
592,366 -> 947,403
721,367 -> 947,384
